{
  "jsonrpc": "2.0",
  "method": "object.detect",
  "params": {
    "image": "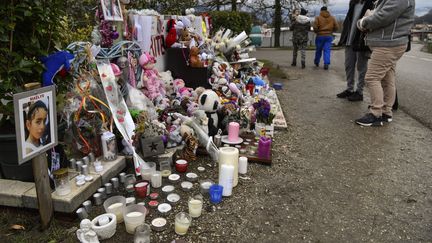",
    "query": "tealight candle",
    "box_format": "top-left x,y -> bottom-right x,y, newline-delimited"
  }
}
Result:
186,172 -> 198,182
76,207 -> 88,220
157,203 -> 172,215
162,185 -> 175,195
98,215 -> 110,226
148,200 -> 159,208
167,193 -> 180,205
149,192 -> 159,200
97,188 -> 107,199
168,174 -> 180,184
151,217 -> 167,231
200,180 -> 214,195
197,167 -> 205,172
181,181 -> 193,191
126,197 -> 136,205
